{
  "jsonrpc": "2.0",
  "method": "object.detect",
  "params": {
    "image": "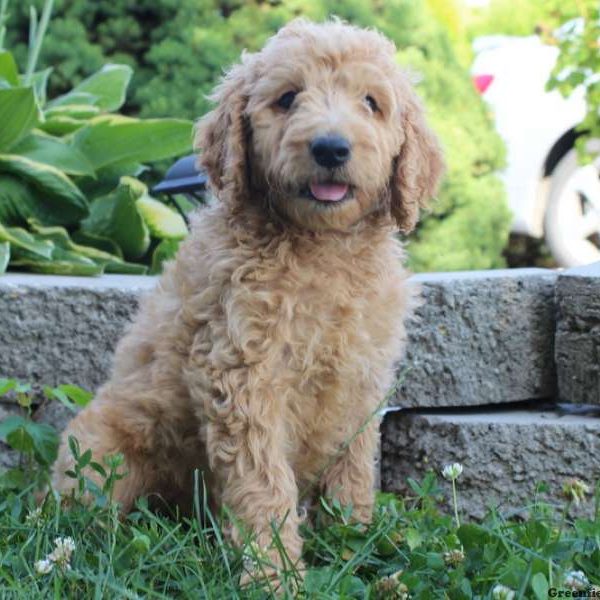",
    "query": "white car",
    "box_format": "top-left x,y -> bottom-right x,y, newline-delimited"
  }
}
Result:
472,32 -> 600,267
